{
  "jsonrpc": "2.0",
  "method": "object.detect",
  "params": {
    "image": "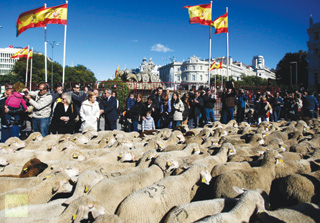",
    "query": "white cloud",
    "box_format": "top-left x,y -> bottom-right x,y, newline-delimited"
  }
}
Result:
151,43 -> 173,53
